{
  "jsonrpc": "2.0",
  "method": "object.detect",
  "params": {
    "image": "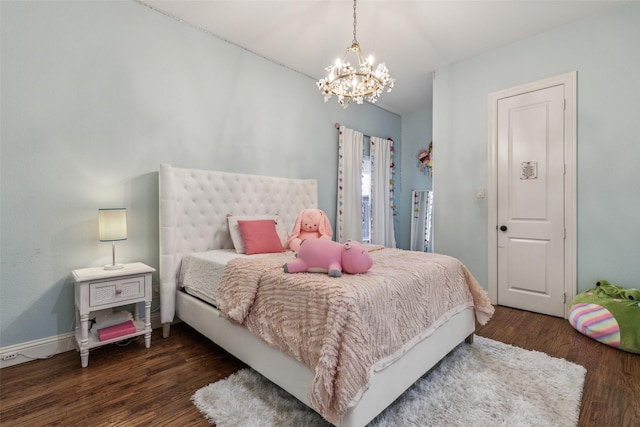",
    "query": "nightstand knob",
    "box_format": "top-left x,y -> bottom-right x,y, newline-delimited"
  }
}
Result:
115,289 -> 123,295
